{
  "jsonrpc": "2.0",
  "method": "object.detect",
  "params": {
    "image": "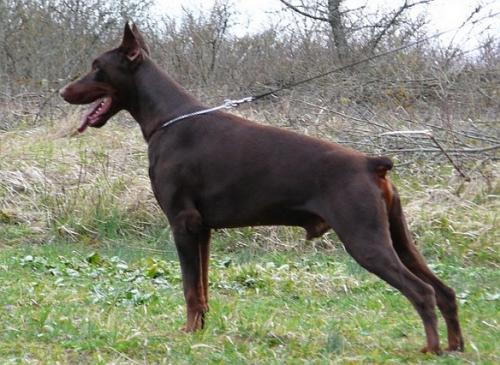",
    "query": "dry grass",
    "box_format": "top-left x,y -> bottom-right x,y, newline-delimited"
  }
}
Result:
0,112 -> 160,244
1,108 -> 497,265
